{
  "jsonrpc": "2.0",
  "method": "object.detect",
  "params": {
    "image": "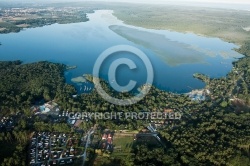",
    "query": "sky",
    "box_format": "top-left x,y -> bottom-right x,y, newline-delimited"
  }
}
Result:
4,0 -> 250,4
97,0 -> 250,4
